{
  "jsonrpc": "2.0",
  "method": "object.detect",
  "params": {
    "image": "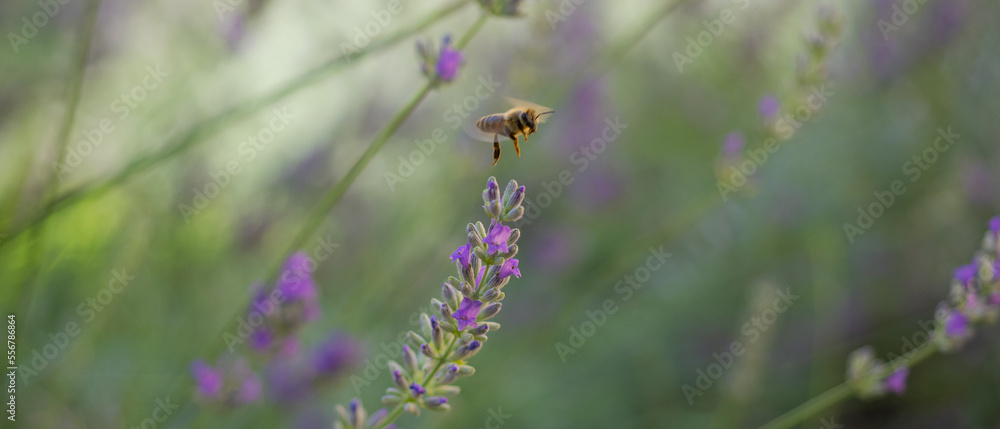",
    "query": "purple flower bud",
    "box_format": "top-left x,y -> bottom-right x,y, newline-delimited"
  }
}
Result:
953,262 -> 977,286
945,311 -> 969,338
190,360 -> 223,398
990,216 -> 1000,234
313,333 -> 359,375
435,35 -> 463,82
722,132 -> 745,158
758,95 -> 780,120
884,366 -> 908,394
409,382 -> 427,397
